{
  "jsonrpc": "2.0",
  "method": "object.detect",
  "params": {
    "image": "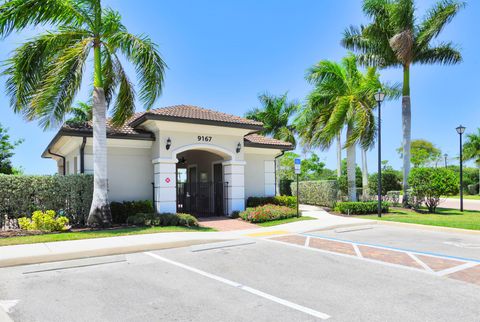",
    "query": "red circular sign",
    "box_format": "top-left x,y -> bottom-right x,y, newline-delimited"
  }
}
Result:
165,177 -> 171,183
